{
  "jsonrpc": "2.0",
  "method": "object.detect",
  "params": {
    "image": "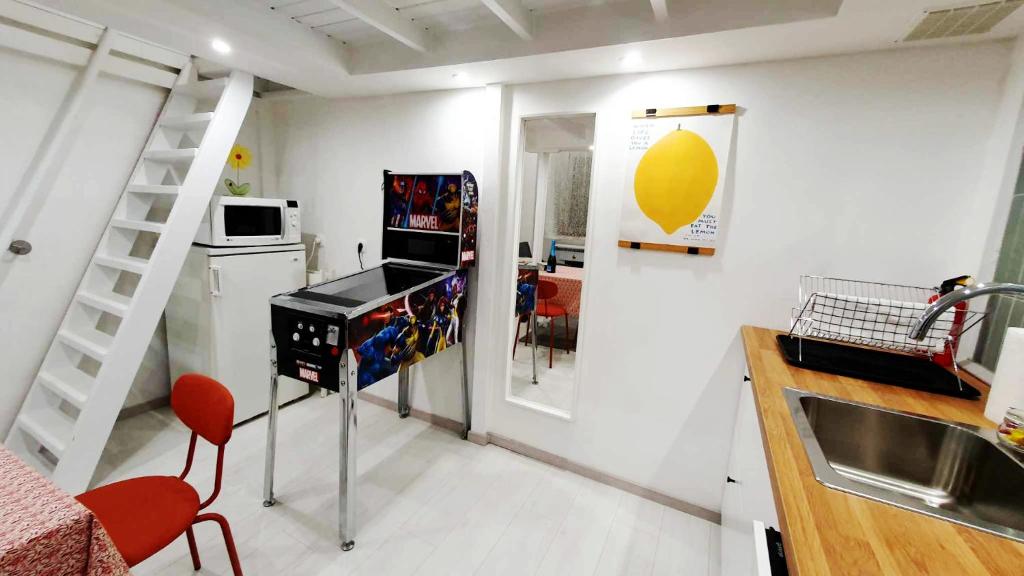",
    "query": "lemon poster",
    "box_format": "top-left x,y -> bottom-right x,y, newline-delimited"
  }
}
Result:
619,108 -> 735,255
